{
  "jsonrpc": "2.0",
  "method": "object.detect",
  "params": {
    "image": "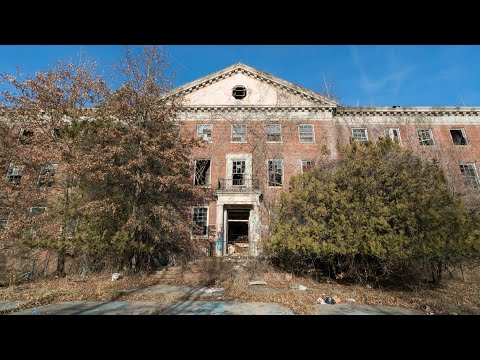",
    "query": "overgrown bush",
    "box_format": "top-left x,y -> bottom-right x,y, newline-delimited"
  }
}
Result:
267,138 -> 480,284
